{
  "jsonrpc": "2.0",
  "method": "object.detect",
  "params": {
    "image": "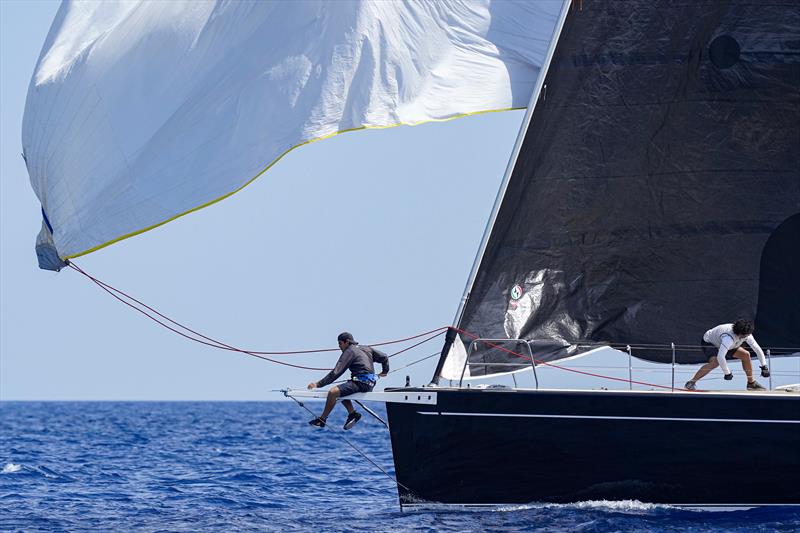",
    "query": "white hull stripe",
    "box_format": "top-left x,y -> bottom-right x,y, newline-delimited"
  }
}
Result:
417,411 -> 800,424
